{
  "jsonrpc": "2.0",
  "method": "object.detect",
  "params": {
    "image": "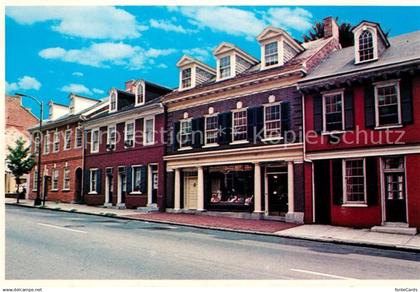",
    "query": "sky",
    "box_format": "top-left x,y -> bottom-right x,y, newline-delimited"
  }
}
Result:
5,5 -> 420,118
